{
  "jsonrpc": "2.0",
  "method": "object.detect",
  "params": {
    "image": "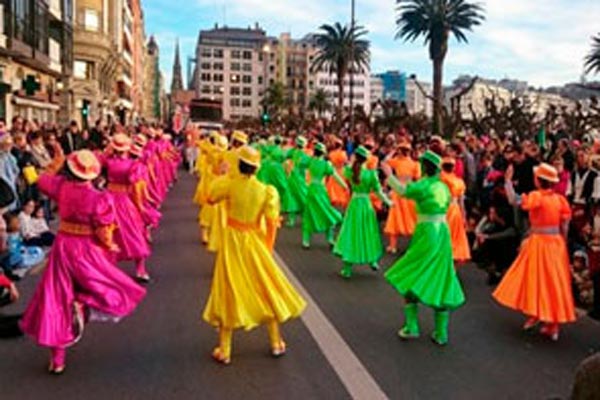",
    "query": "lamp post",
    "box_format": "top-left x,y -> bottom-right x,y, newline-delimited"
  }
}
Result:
349,0 -> 356,134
